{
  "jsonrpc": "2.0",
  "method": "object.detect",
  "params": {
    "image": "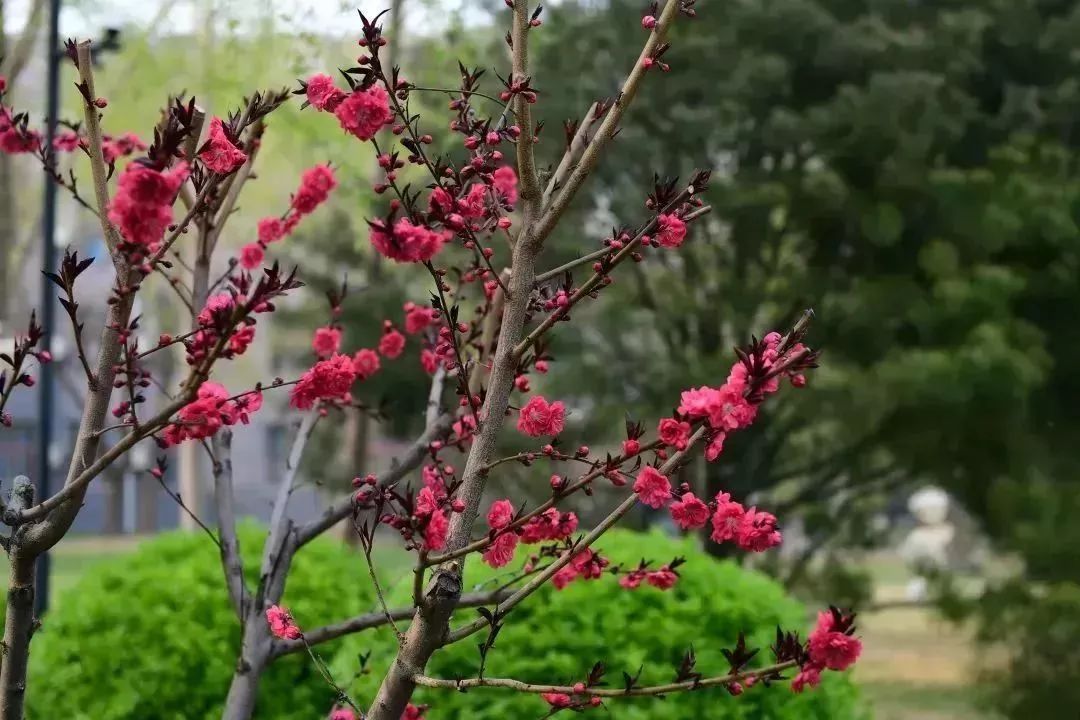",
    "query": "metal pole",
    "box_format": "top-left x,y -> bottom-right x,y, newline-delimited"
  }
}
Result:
35,0 -> 63,616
